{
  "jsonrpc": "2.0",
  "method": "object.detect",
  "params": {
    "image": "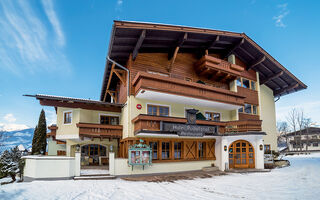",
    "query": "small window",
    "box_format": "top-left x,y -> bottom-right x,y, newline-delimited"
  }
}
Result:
313,143 -> 319,147
149,142 -> 158,160
238,107 -> 243,113
185,77 -> 192,82
147,105 -> 169,116
244,104 -> 252,114
236,78 -> 242,87
198,142 -> 206,158
174,142 -> 182,159
161,142 -> 170,160
100,115 -> 119,125
64,111 -> 72,124
264,144 -> 271,153
252,105 -> 257,115
205,112 -> 220,122
242,78 -> 250,88
251,81 -> 256,90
